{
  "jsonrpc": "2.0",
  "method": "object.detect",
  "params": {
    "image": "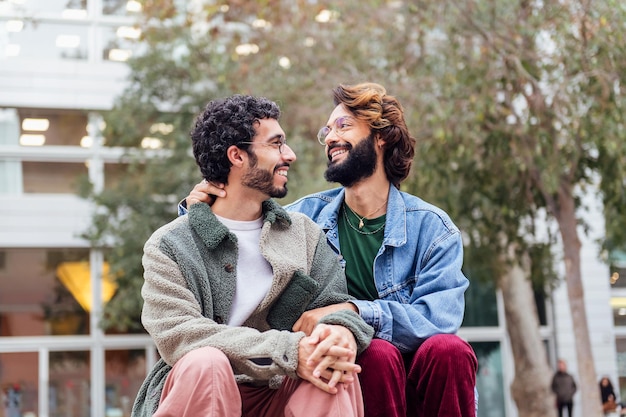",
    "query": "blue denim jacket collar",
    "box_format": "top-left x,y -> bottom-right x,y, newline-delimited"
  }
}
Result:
312,184 -> 407,249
